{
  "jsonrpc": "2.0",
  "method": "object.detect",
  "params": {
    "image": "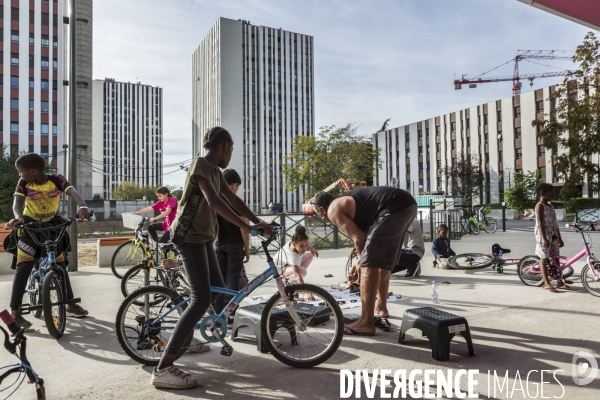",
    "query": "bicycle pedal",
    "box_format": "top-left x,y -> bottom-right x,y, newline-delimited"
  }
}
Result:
220,345 -> 233,356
